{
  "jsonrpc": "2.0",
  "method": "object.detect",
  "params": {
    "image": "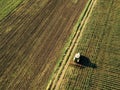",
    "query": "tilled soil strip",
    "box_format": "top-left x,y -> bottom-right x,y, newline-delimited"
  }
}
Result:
46,0 -> 97,90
